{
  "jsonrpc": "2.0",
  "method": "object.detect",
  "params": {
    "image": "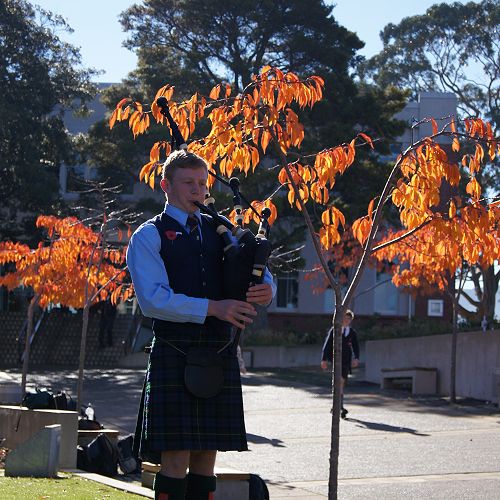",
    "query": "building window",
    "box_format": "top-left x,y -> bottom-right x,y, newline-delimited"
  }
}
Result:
428,299 -> 444,317
374,272 -> 398,315
276,273 -> 298,309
